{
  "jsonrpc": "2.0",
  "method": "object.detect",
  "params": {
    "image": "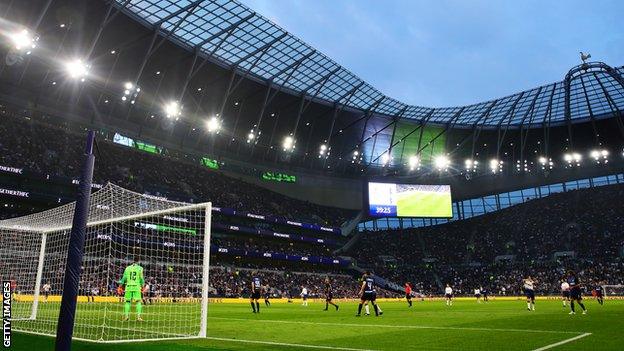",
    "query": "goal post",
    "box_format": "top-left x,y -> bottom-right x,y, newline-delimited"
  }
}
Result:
199,204 -> 211,338
603,285 -> 624,298
0,229 -> 45,321
30,232 -> 47,320
0,183 -> 212,342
